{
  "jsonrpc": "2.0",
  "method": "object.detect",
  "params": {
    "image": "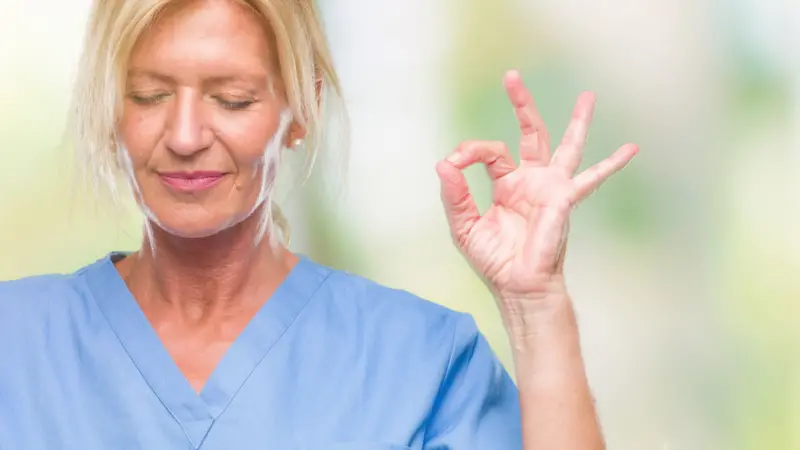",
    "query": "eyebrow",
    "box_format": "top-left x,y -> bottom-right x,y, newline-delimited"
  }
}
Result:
205,75 -> 268,86
126,70 -> 270,90
126,69 -> 175,84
